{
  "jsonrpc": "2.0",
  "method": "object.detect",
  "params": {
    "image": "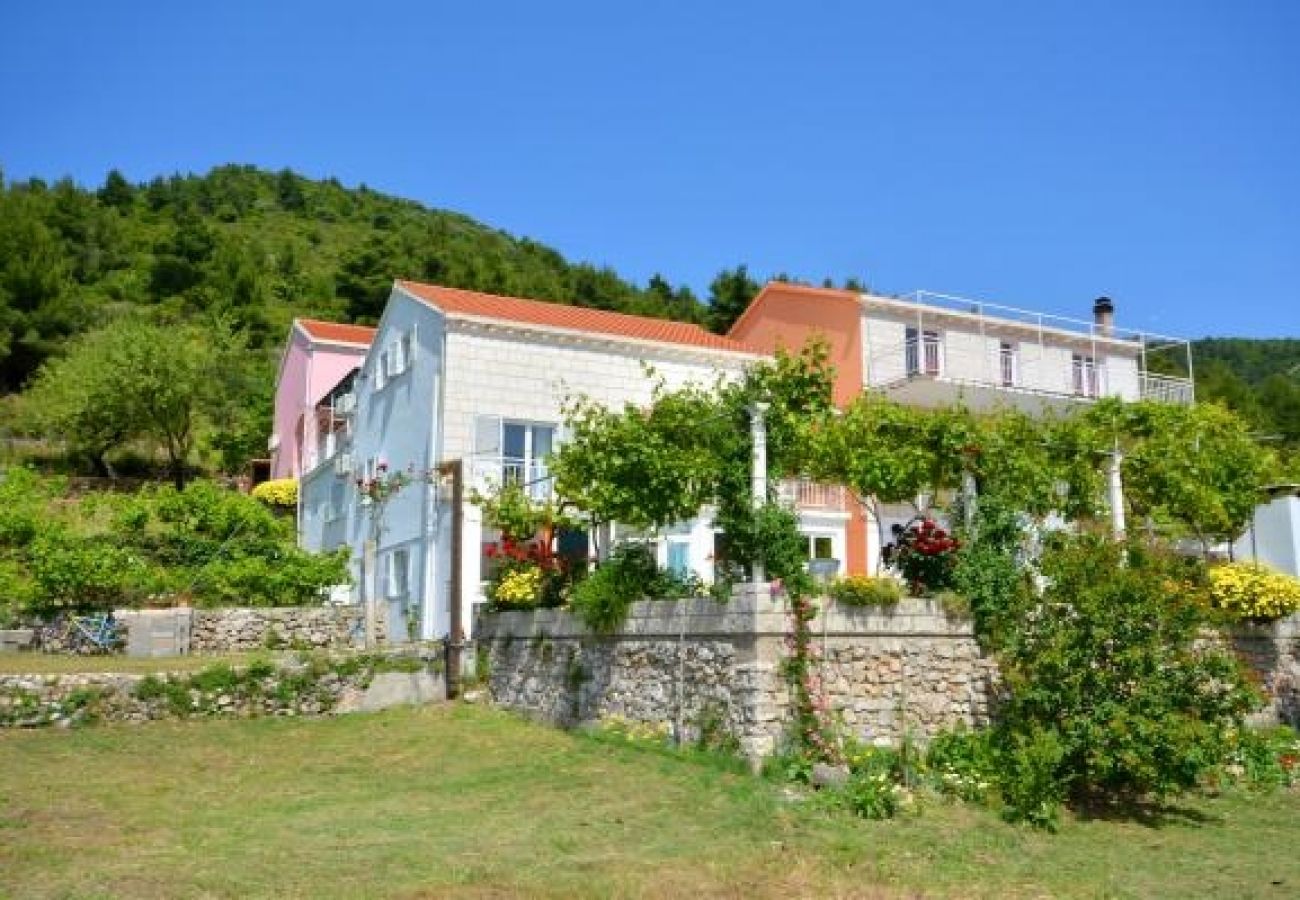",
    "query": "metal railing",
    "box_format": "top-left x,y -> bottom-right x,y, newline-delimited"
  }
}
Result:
1140,373 -> 1195,405
470,456 -> 553,500
779,479 -> 847,511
